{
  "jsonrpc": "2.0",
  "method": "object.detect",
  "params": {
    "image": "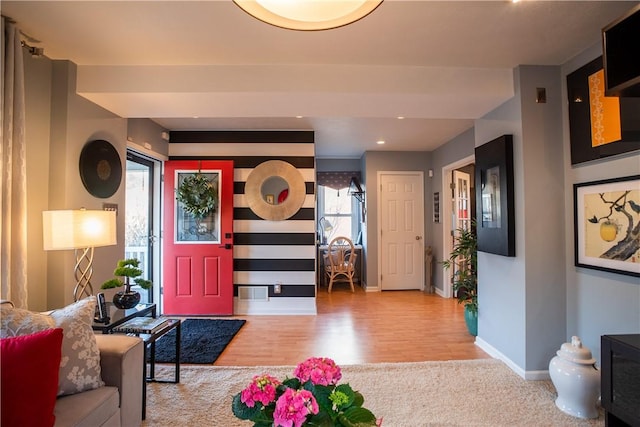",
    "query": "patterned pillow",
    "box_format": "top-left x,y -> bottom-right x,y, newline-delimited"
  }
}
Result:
0,305 -> 55,338
0,297 -> 104,396
49,296 -> 104,396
